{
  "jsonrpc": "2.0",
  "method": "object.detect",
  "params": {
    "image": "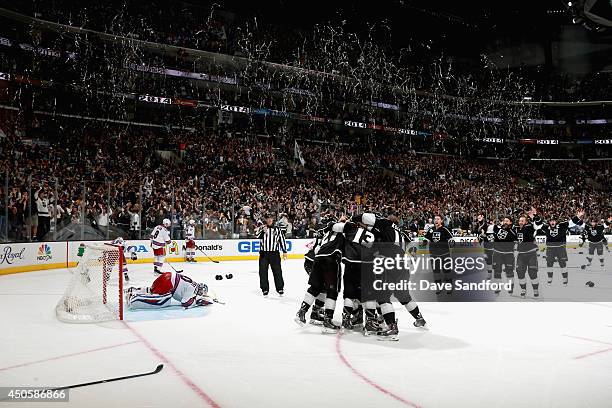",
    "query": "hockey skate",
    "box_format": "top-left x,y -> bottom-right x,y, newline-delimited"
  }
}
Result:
413,318 -> 427,329
124,272 -> 130,282
309,306 -> 324,325
363,317 -> 380,336
533,289 -> 540,298
377,319 -> 399,341
351,308 -> 364,330
520,289 -> 526,299
341,311 -> 354,330
295,304 -> 309,327
322,316 -> 341,334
